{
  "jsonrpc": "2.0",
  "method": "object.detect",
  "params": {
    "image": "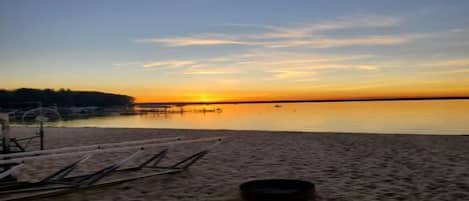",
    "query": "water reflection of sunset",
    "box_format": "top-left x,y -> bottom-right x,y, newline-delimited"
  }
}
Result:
47,100 -> 469,135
